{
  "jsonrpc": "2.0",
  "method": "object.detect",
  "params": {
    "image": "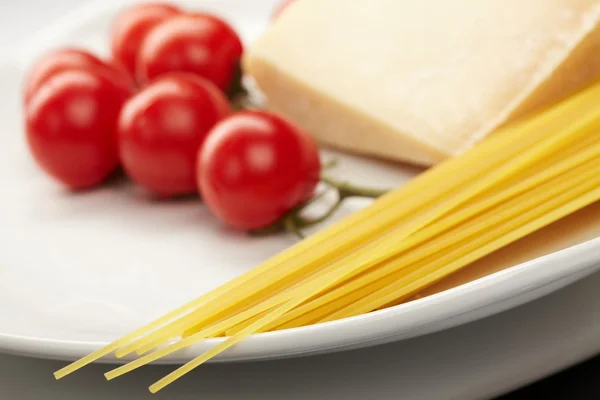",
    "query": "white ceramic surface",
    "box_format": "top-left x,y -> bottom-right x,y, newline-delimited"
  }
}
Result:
4,271 -> 600,400
1,0 -> 600,365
